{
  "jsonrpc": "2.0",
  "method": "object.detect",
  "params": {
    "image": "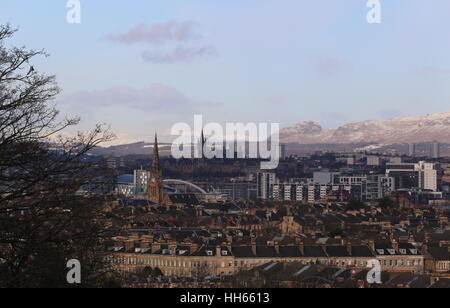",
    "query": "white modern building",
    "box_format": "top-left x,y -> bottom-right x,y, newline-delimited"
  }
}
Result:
386,161 -> 437,192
